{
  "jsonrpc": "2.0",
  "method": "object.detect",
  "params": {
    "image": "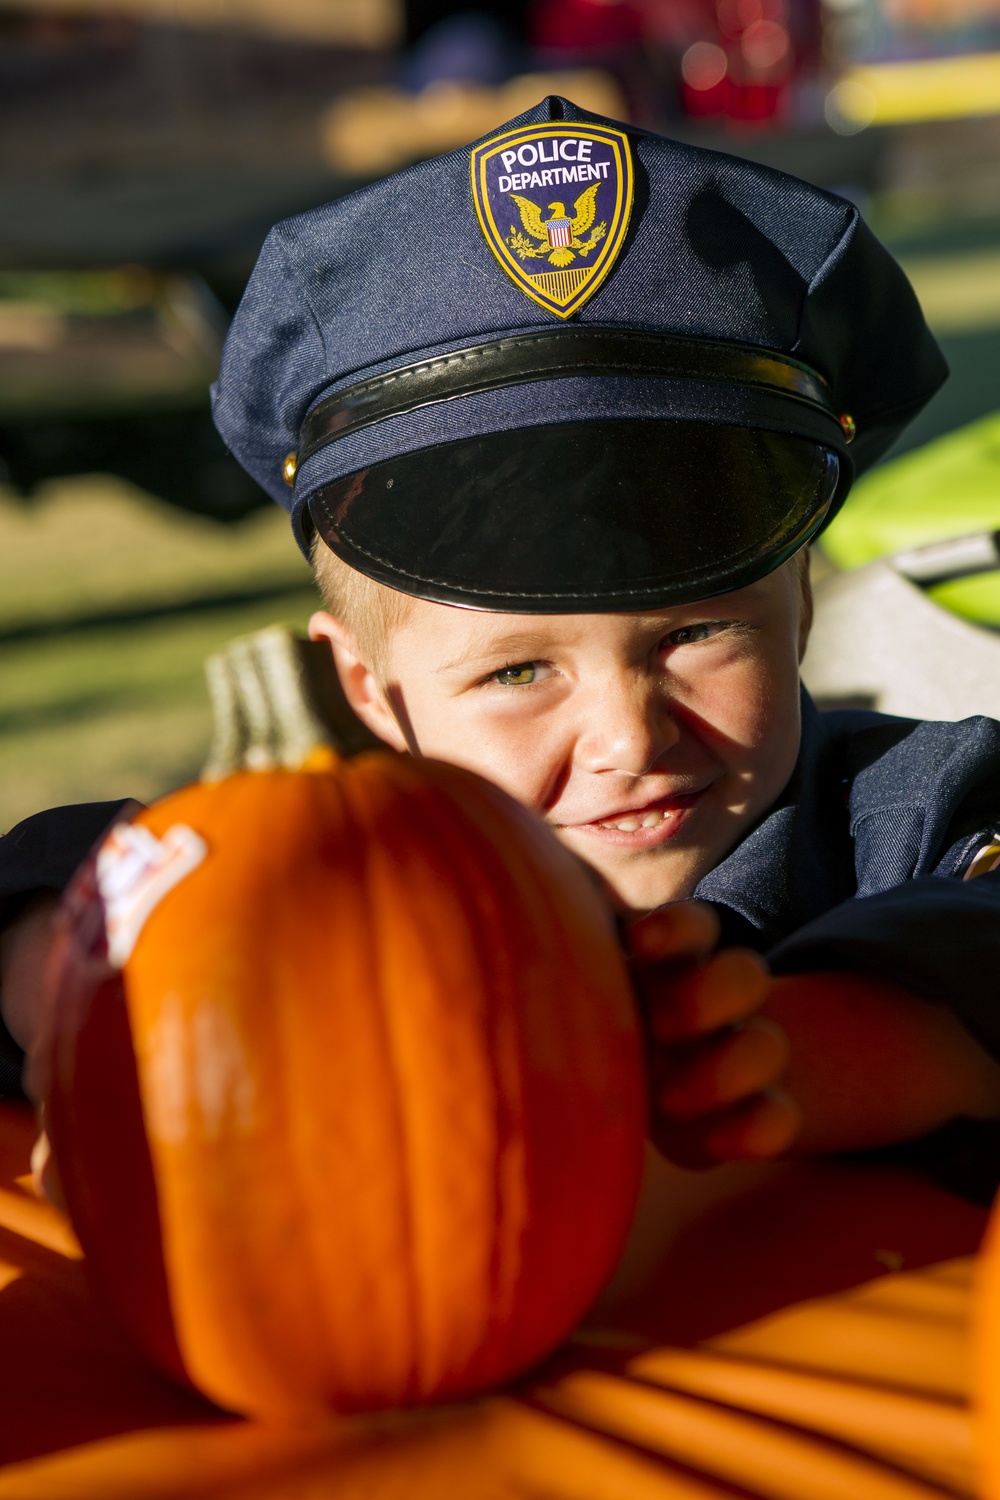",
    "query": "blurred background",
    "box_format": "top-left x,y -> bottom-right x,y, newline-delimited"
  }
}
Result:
1,0 -> 999,830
